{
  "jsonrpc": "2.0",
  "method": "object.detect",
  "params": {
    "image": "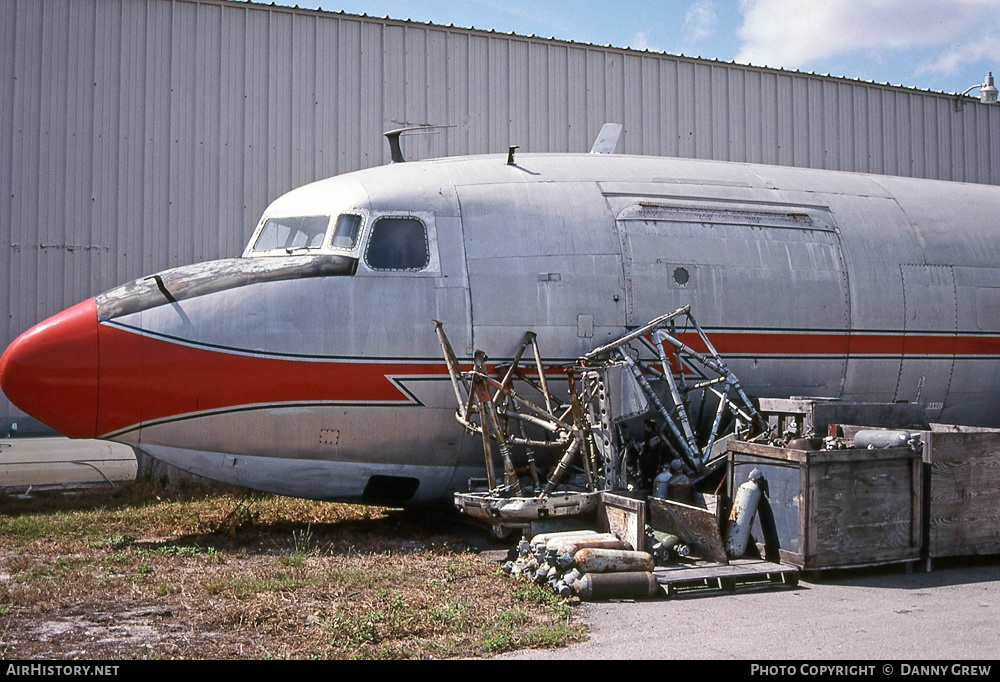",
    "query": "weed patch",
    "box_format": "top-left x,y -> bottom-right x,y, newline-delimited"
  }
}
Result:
0,481 -> 584,659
